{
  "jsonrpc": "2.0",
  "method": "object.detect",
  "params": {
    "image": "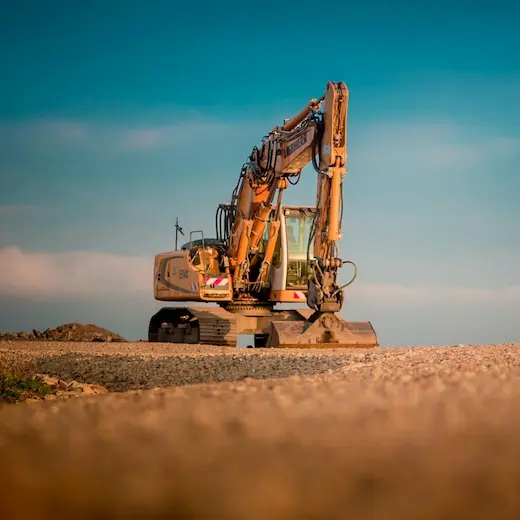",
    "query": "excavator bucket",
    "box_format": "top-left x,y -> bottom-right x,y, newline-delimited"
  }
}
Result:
267,312 -> 378,349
